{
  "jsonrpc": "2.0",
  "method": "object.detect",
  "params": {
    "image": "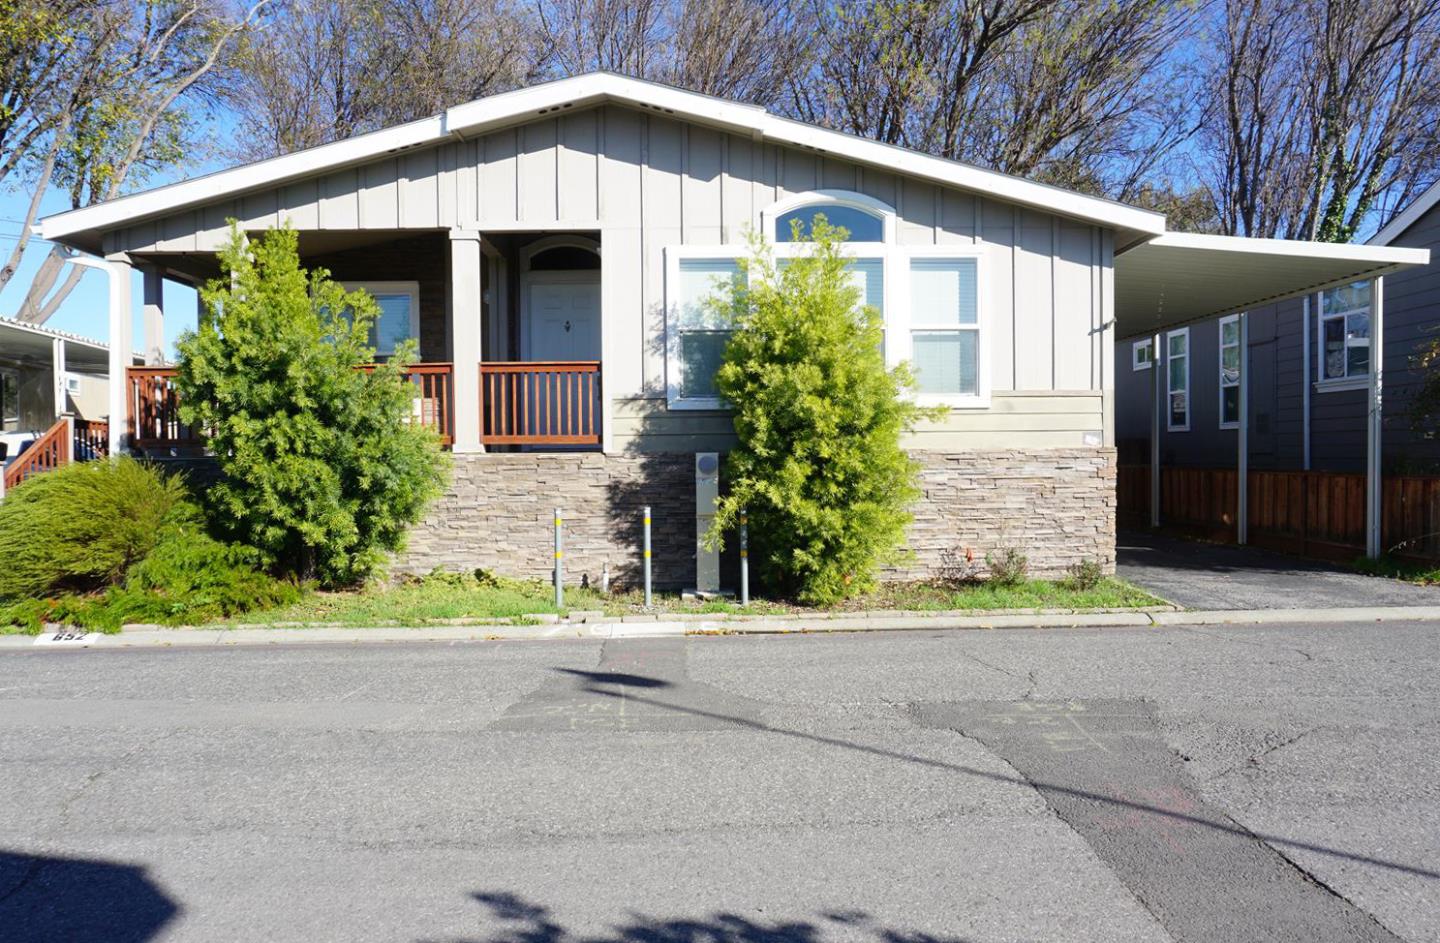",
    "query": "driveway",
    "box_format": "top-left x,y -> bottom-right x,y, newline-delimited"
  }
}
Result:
1117,529 -> 1440,610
